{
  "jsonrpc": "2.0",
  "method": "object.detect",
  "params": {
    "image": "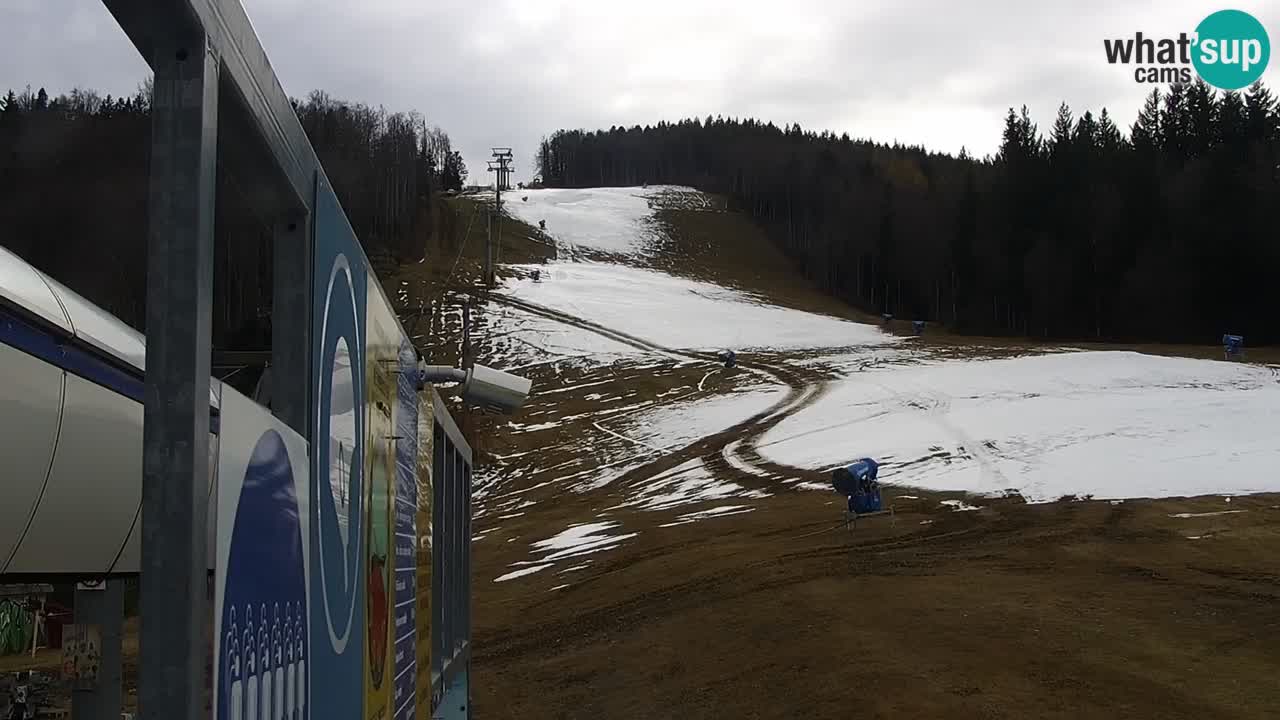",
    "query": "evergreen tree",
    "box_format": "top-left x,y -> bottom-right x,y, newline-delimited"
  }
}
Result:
1244,81 -> 1277,144
1161,82 -> 1187,162
536,81 -> 1280,342
1131,88 -> 1162,155
1184,78 -> 1218,158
